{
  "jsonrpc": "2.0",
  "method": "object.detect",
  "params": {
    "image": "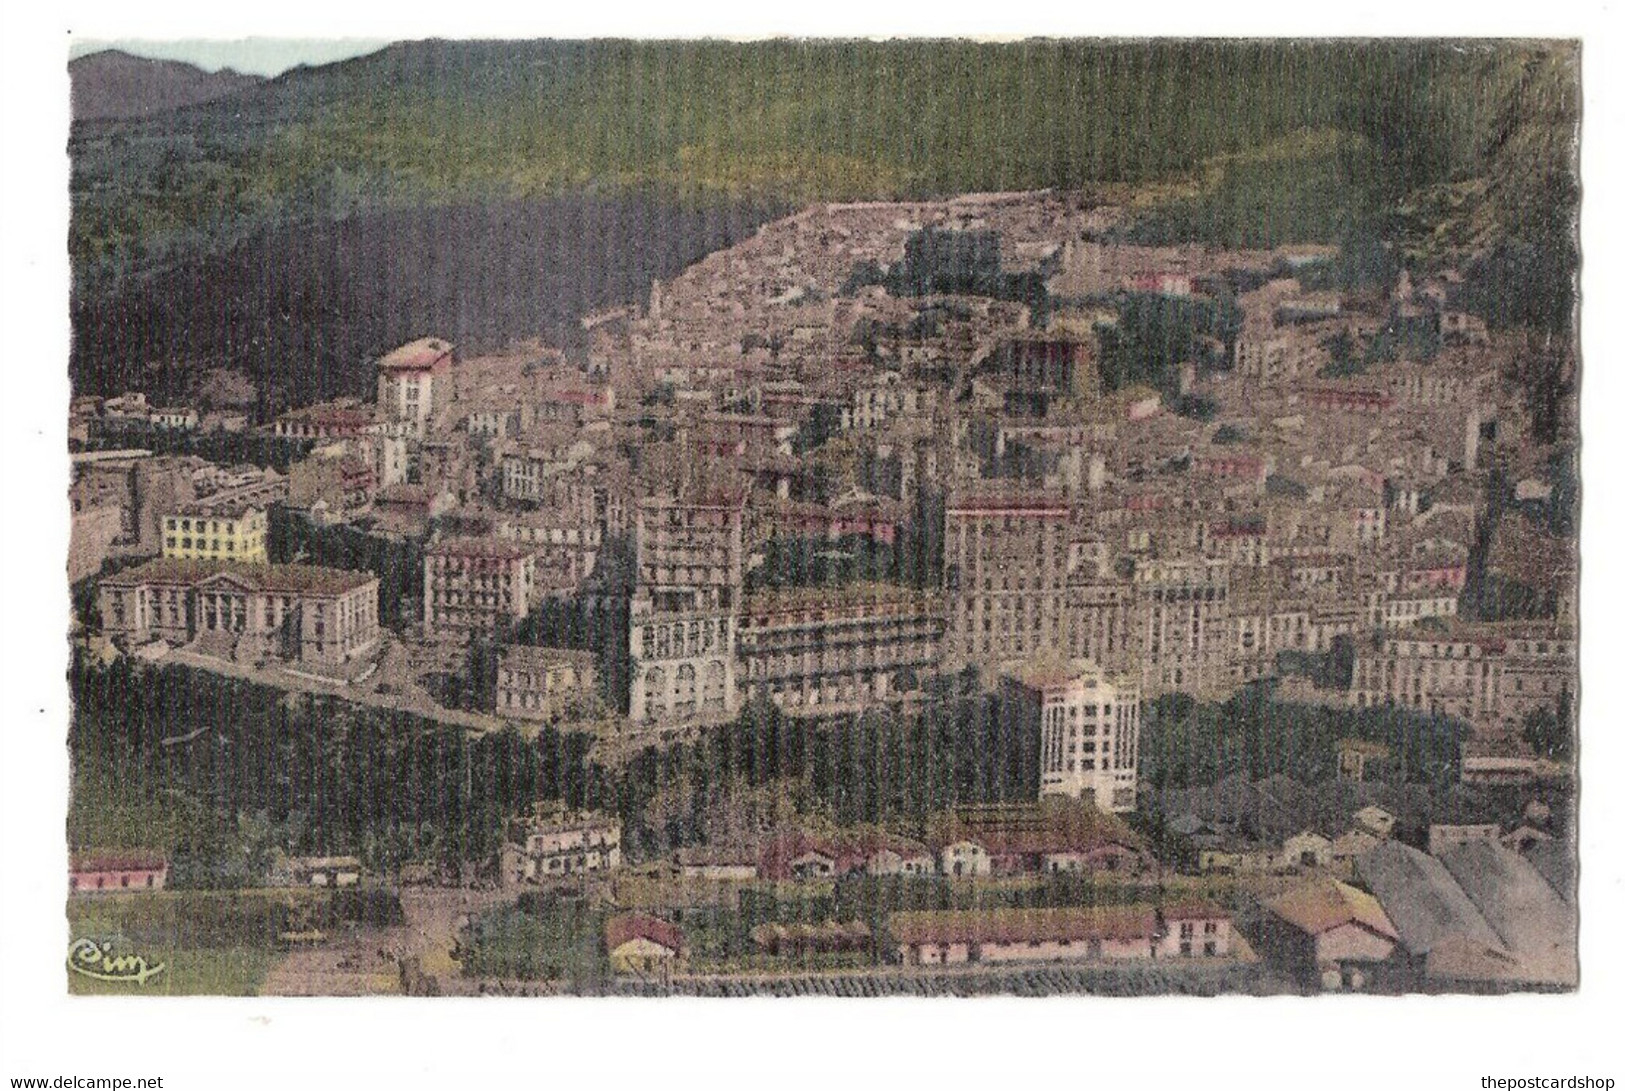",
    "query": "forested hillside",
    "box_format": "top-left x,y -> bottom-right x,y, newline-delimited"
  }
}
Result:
69,39 -> 1578,402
